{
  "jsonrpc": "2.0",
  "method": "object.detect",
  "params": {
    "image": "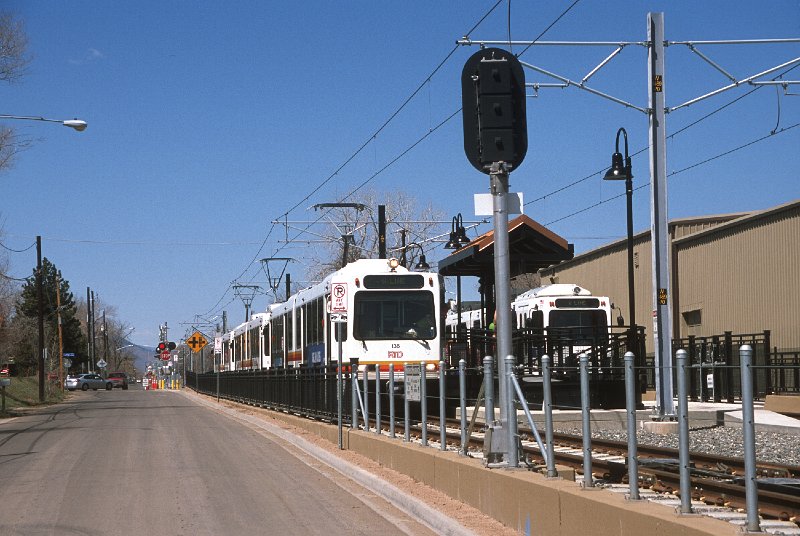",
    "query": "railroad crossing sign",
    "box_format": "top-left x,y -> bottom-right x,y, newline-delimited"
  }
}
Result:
186,331 -> 208,353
